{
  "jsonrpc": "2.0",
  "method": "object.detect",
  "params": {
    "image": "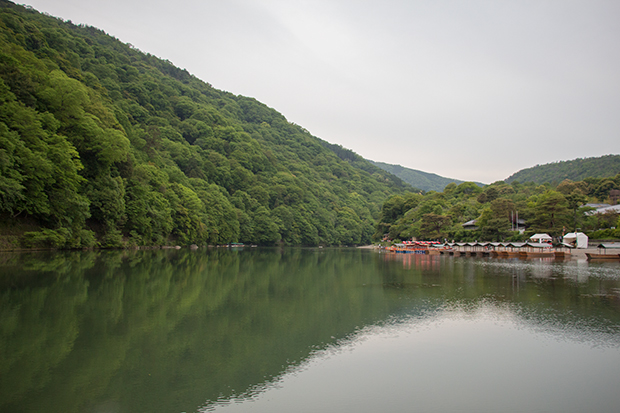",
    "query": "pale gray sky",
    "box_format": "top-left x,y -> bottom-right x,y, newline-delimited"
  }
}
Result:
22,0 -> 620,183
